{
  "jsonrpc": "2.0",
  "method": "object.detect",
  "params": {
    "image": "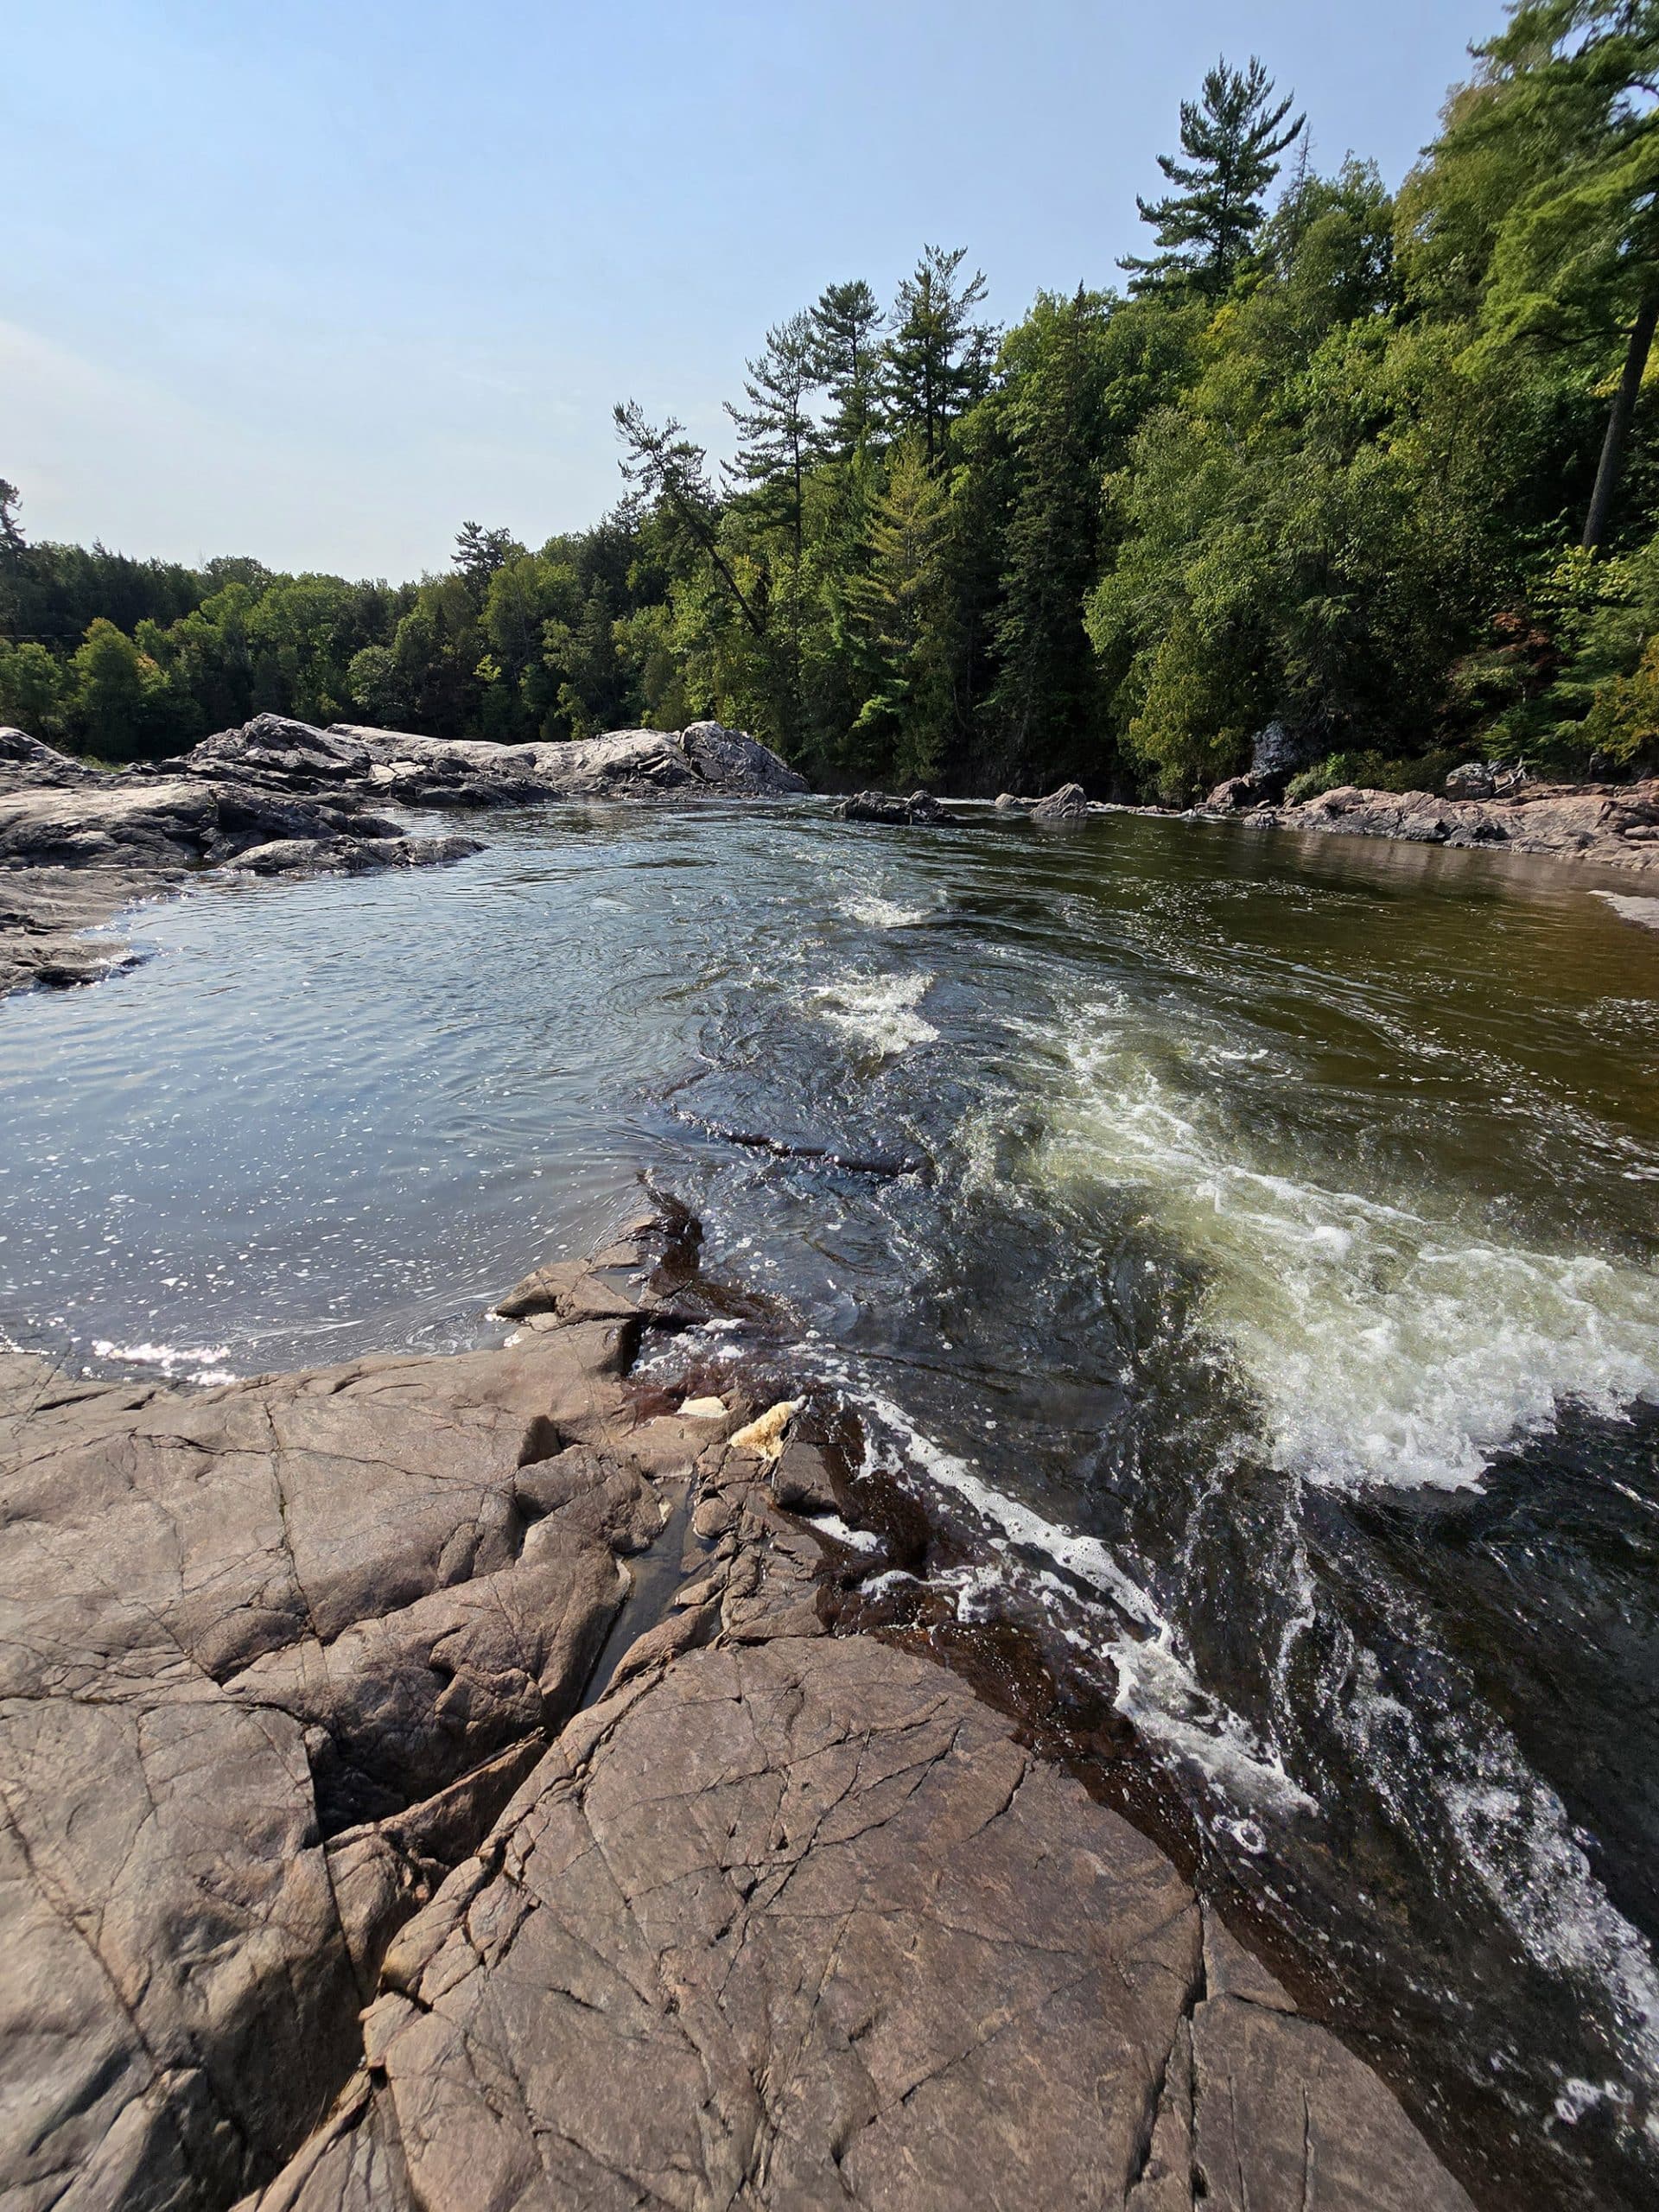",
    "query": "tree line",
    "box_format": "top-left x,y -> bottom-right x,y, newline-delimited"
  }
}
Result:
3,0 -> 1657,801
